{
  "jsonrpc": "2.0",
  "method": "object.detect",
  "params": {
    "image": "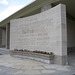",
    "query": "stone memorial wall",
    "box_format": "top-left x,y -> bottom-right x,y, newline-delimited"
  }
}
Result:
10,4 -> 67,60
